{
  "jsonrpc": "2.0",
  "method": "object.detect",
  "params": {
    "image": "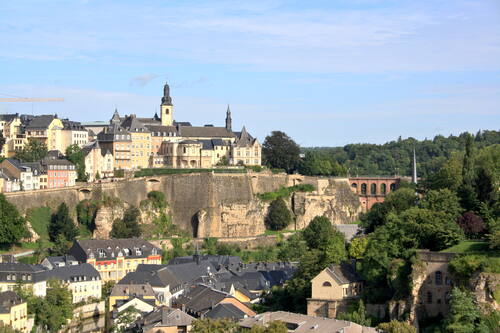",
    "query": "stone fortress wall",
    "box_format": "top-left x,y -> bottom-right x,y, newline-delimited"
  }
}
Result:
5,172 -> 361,238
